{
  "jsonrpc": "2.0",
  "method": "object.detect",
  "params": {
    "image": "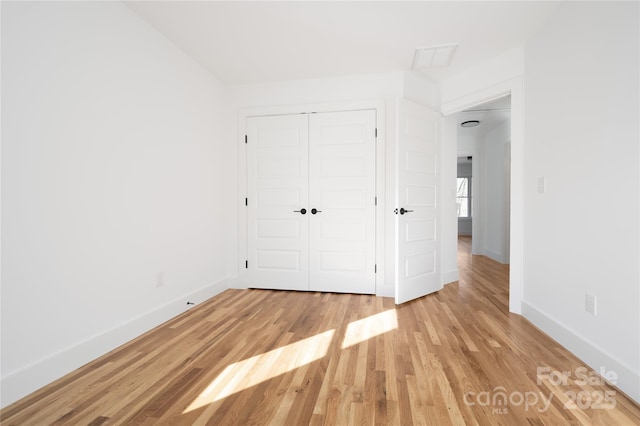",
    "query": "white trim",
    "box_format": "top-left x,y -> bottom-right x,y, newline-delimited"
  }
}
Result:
375,103 -> 387,296
0,278 -> 230,408
441,77 -> 524,314
237,107 -> 248,289
522,301 -> 640,403
237,100 -> 387,295
442,269 -> 459,285
503,142 -> 511,264
377,282 -> 395,298
484,248 -> 504,264
442,90 -> 512,116
238,100 -> 386,118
